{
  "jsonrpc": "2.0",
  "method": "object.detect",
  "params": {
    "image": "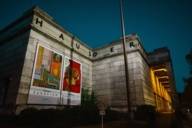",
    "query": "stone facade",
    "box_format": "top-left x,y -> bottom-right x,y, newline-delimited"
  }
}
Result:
148,47 -> 178,112
0,7 -> 176,114
92,36 -> 156,112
